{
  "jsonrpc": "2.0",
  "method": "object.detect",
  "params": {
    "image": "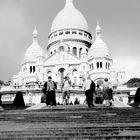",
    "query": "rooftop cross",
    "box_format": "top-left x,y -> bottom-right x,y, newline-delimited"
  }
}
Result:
96,22 -> 101,38
66,0 -> 73,4
32,27 -> 38,43
66,0 -> 74,6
